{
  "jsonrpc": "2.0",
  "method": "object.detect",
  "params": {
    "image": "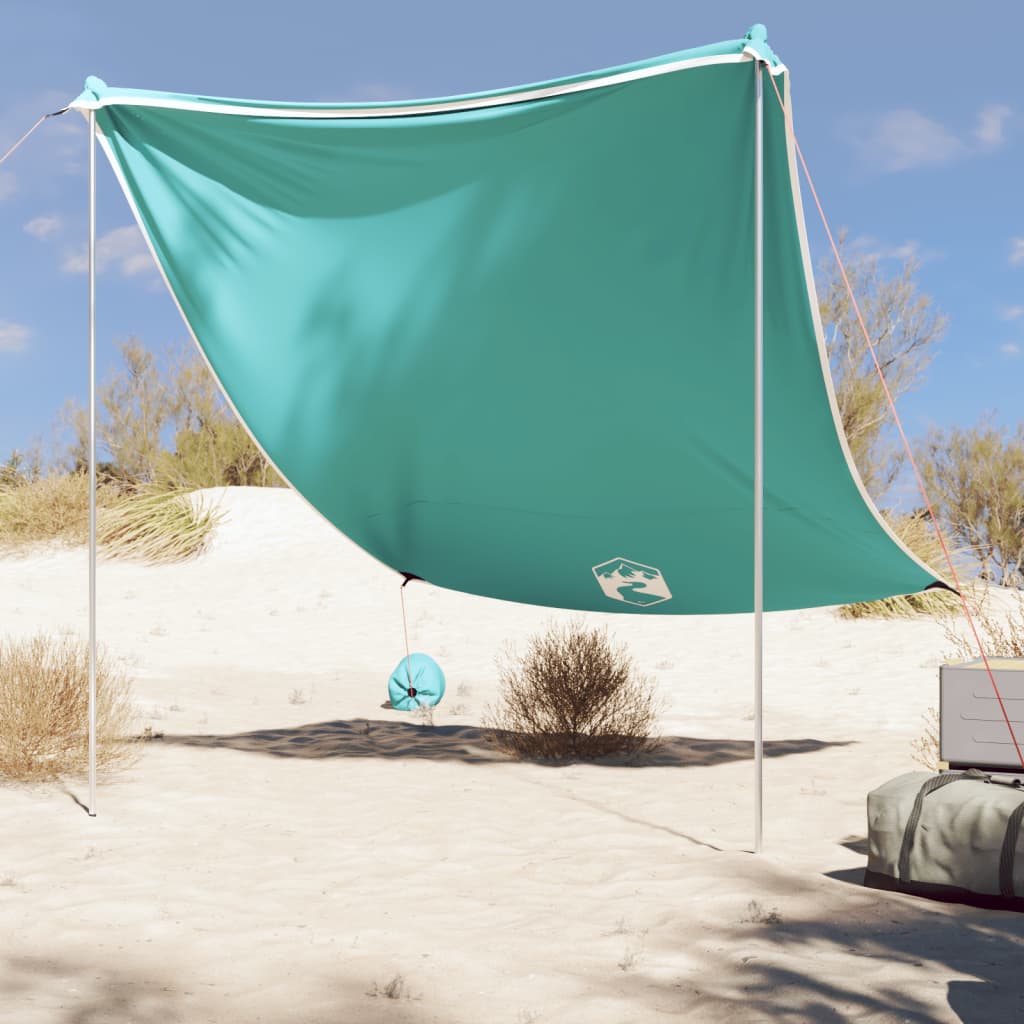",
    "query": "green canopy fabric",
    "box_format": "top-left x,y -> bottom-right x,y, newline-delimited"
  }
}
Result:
70,25 -> 941,614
